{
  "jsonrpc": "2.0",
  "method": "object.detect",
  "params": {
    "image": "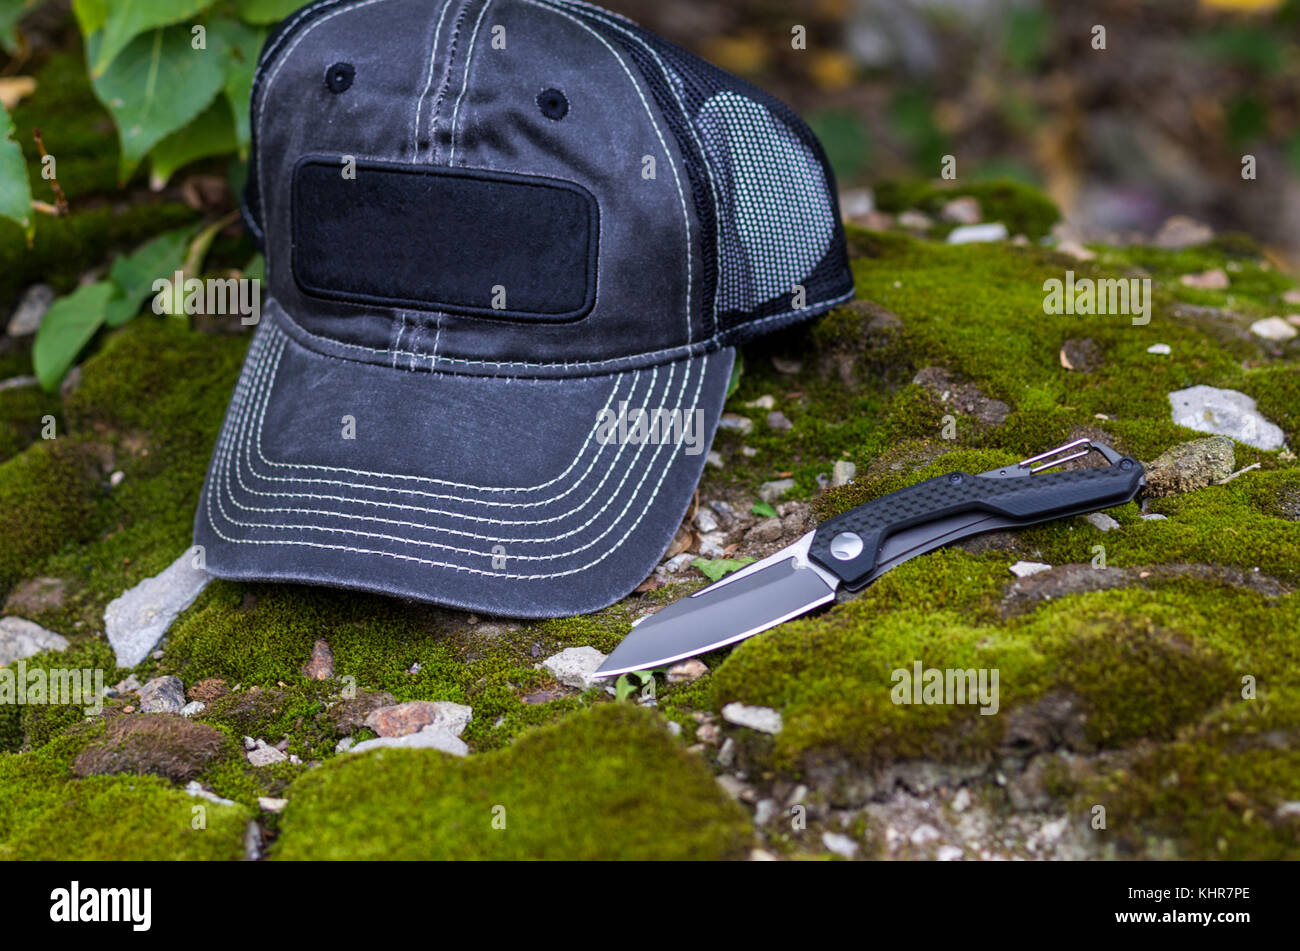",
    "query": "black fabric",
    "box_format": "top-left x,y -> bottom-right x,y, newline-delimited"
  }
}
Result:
291,159 -> 598,320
